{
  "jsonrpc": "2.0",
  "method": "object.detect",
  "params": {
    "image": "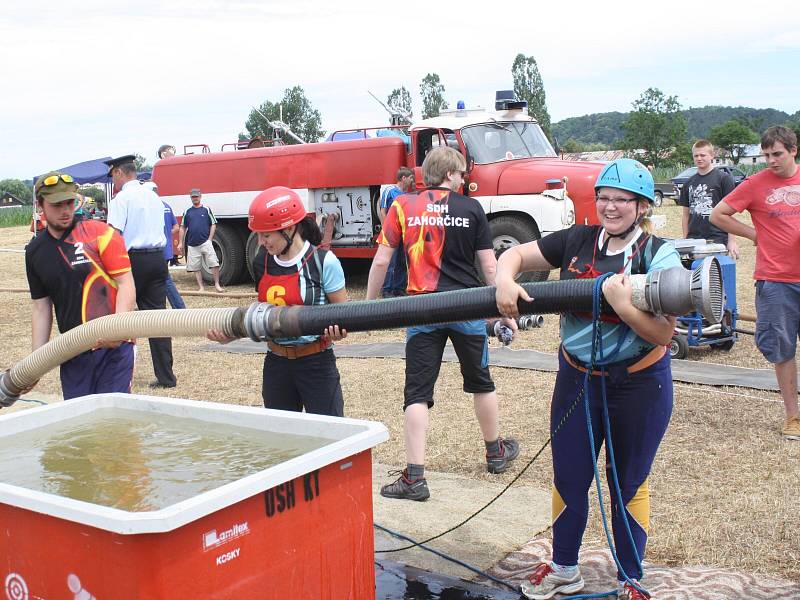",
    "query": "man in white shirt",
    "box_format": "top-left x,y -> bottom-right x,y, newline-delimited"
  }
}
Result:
106,155 -> 177,388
